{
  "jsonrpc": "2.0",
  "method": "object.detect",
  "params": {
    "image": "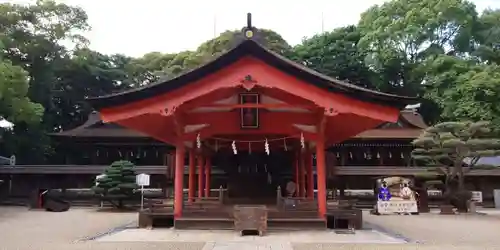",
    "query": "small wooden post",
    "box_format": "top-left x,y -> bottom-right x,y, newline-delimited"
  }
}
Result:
218,185 -> 224,204
276,186 -> 282,208
204,157 -> 211,197
197,155 -> 204,198
300,151 -> 306,197
307,150 -> 314,199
